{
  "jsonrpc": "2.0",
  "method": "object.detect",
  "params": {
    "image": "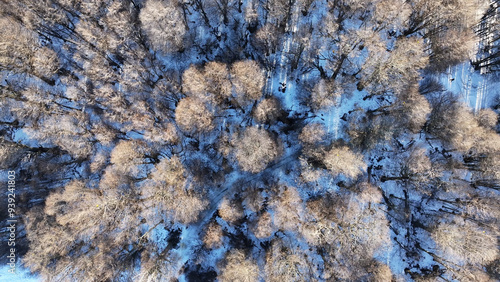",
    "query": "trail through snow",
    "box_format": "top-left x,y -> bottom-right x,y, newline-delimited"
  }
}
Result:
442,63 -> 497,112
270,0 -> 303,112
